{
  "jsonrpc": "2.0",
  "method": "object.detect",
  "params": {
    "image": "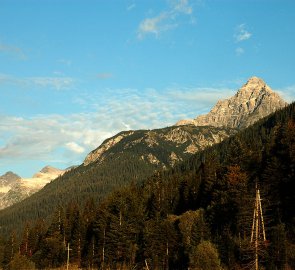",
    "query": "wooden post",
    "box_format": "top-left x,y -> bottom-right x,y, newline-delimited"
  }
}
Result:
66,242 -> 72,270
145,259 -> 150,270
250,184 -> 267,270
102,228 -> 106,270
